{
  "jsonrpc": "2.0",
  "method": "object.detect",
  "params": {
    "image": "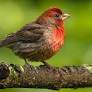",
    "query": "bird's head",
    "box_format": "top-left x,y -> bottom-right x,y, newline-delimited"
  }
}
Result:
36,8 -> 70,27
